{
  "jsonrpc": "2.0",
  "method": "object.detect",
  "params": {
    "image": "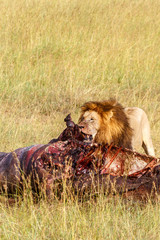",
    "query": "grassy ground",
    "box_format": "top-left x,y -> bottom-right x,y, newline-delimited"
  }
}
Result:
1,0 -> 160,239
0,197 -> 160,240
